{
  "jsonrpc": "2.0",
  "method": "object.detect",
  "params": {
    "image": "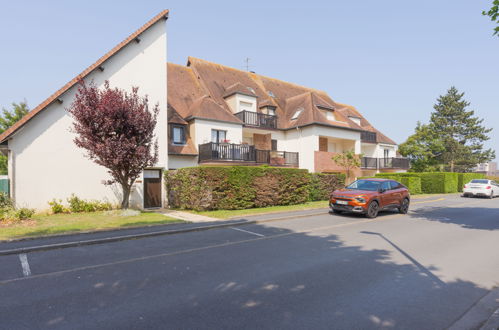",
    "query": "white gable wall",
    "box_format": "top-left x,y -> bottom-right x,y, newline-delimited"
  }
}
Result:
7,19 -> 167,210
